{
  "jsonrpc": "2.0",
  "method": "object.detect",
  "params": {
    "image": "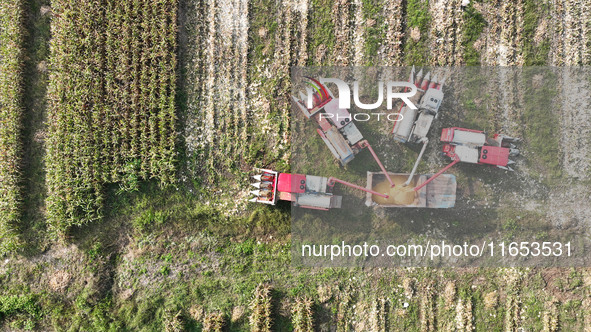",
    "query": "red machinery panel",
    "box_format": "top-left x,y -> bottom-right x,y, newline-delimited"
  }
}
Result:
277,173 -> 306,193
479,146 -> 509,166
